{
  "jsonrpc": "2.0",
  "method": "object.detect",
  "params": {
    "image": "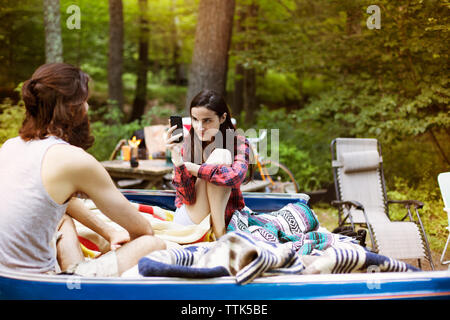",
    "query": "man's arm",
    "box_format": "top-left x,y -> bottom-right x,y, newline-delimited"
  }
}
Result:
43,144 -> 154,240
66,197 -> 130,250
